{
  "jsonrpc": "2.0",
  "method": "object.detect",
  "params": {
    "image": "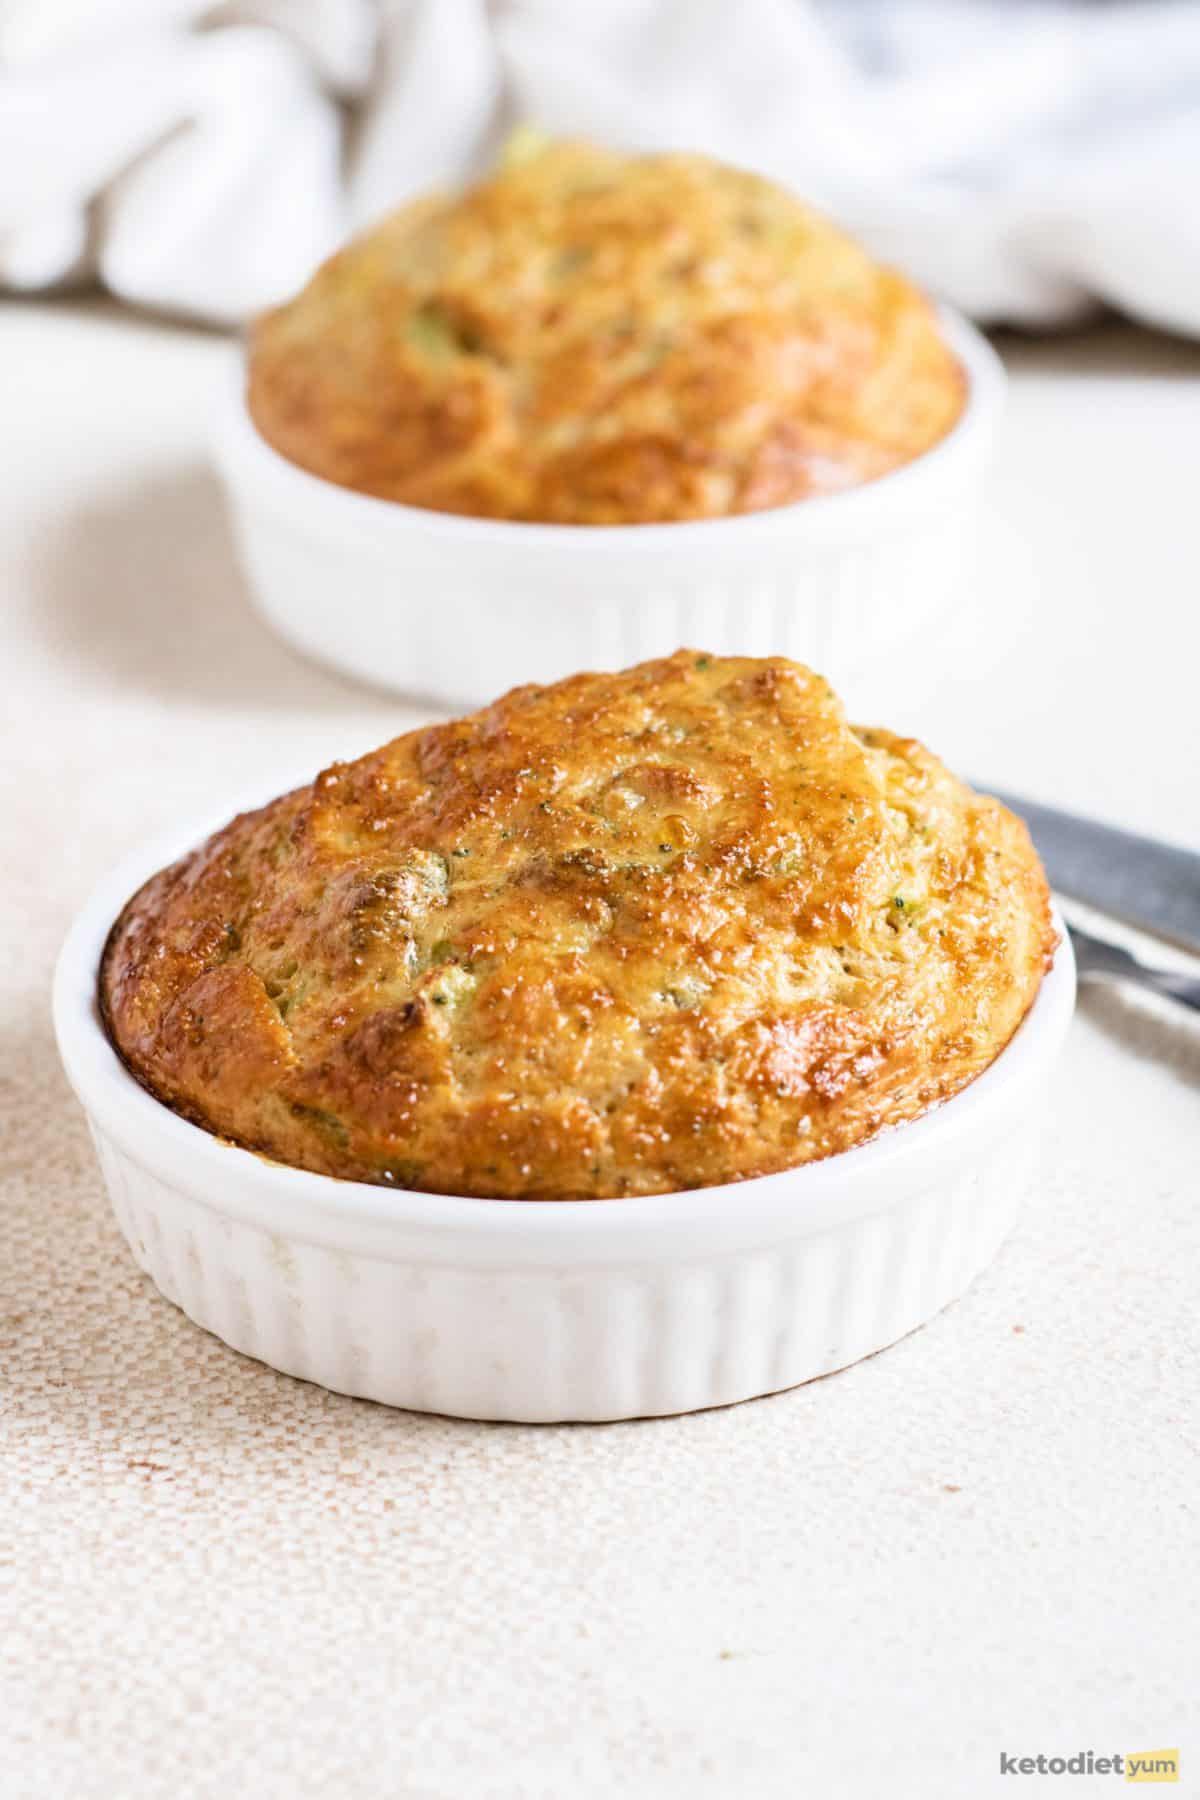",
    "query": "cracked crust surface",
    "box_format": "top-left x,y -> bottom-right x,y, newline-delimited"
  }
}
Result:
247,141 -> 965,524
101,654 -> 1055,1199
